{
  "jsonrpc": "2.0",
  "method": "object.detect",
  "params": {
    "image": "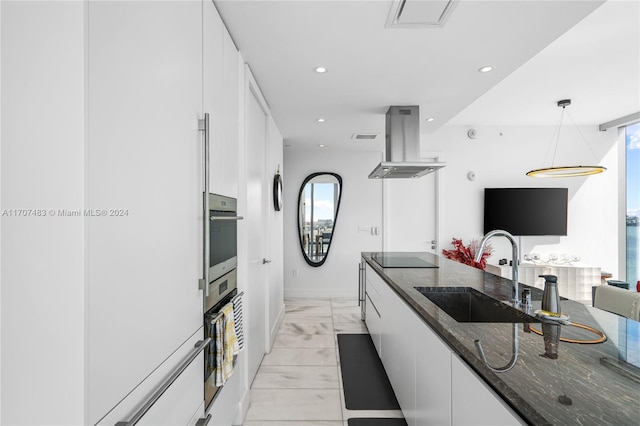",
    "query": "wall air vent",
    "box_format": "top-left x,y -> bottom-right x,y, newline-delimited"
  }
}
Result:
352,133 -> 378,140
386,0 -> 458,28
